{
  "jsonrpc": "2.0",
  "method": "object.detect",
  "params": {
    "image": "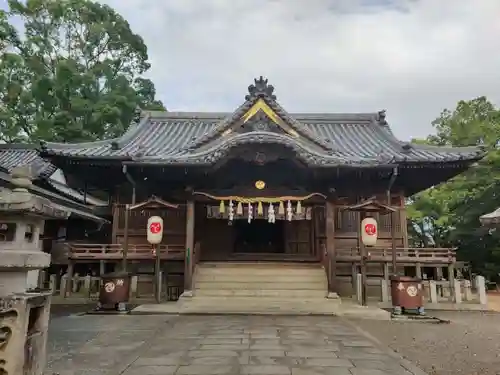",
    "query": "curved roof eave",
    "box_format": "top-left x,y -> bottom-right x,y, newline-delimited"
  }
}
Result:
129,131 -> 393,168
